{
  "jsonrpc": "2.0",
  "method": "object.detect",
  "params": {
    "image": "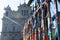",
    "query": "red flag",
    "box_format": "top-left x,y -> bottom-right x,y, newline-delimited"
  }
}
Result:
35,29 -> 37,40
31,29 -> 35,40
